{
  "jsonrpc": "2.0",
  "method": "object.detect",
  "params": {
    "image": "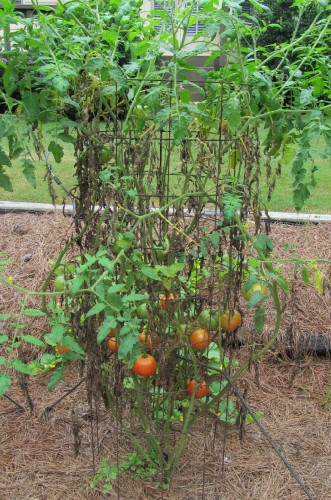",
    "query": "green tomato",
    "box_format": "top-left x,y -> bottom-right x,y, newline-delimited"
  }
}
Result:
199,309 -> 219,331
137,303 -> 149,319
100,147 -> 112,165
54,275 -> 65,293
